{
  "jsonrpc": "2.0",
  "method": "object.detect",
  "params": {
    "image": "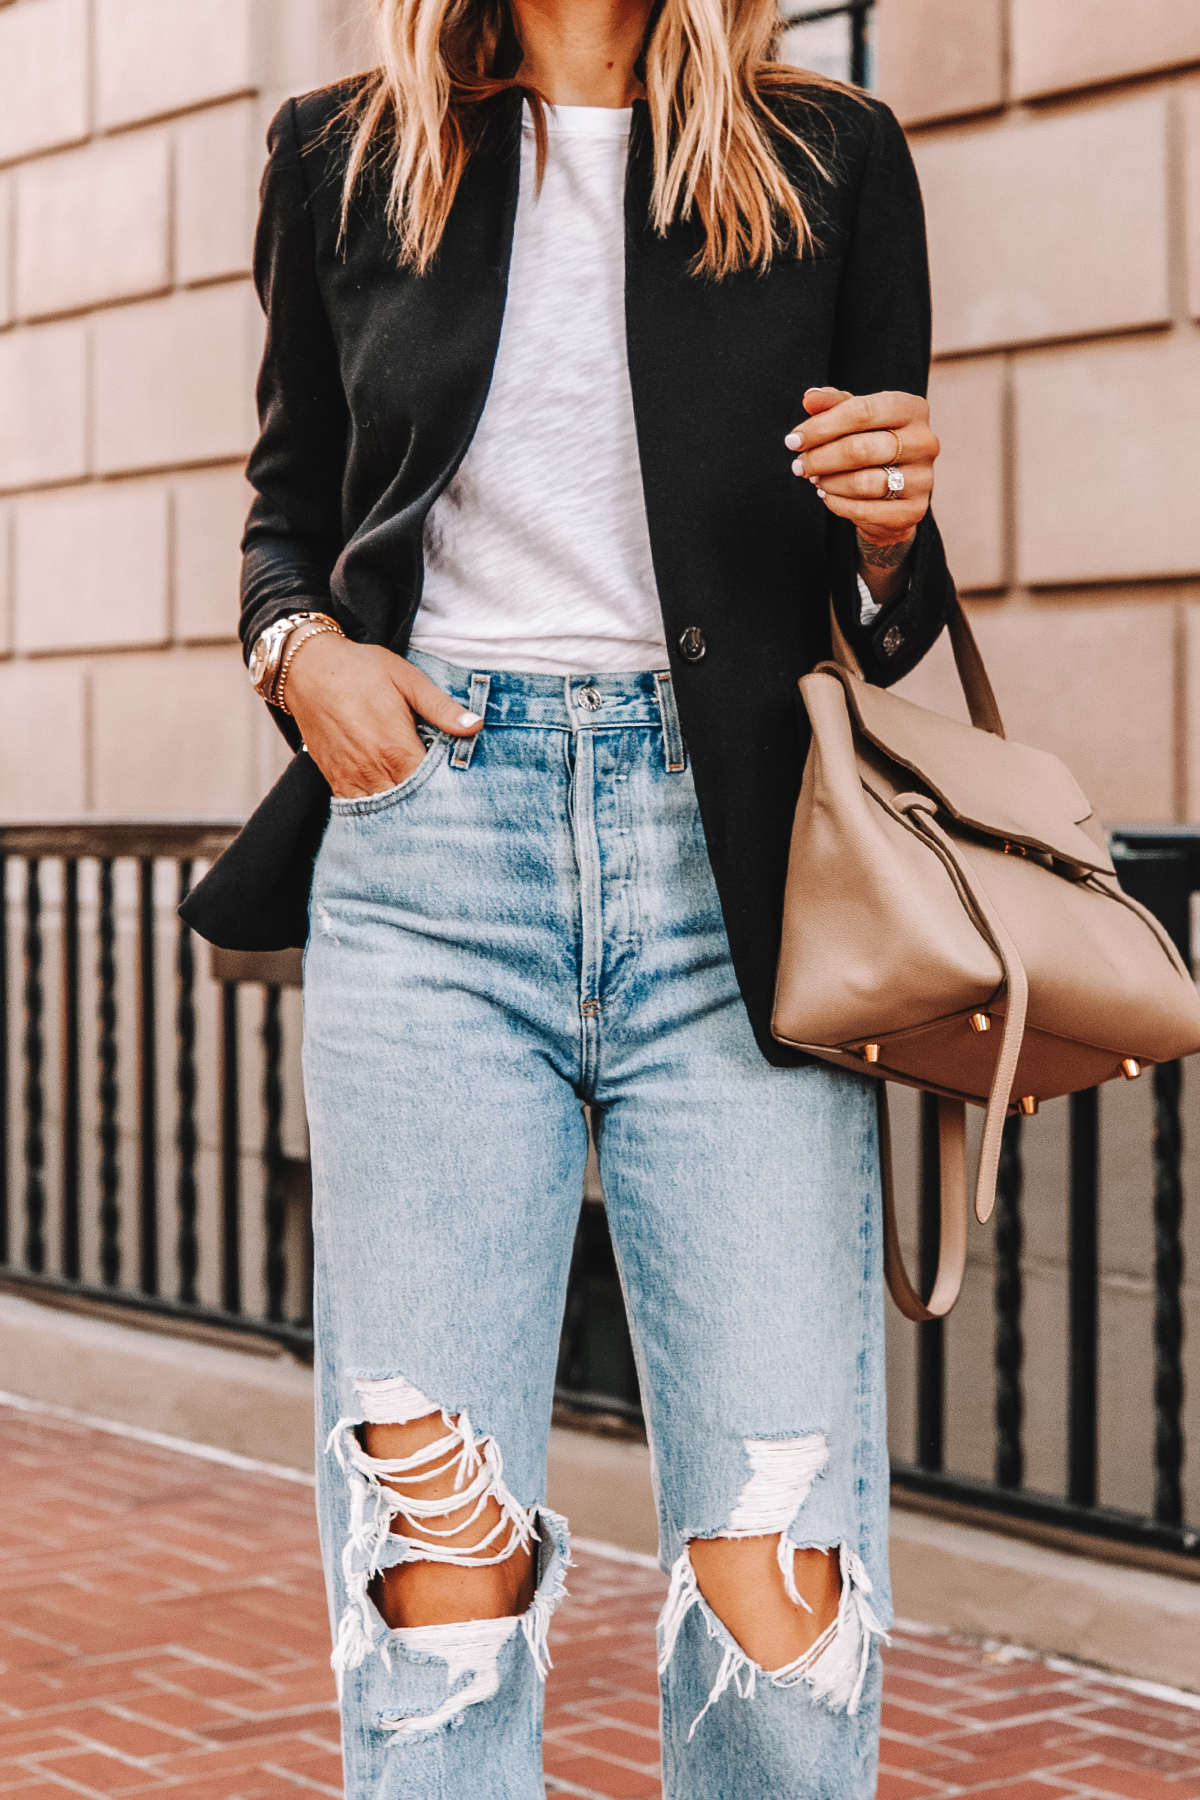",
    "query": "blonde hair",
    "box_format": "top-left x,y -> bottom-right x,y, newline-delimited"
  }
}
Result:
339,0 -> 859,278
